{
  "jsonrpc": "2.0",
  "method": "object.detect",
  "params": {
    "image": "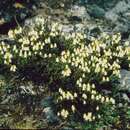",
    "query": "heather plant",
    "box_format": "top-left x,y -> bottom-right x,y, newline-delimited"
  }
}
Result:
0,16 -> 129,128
